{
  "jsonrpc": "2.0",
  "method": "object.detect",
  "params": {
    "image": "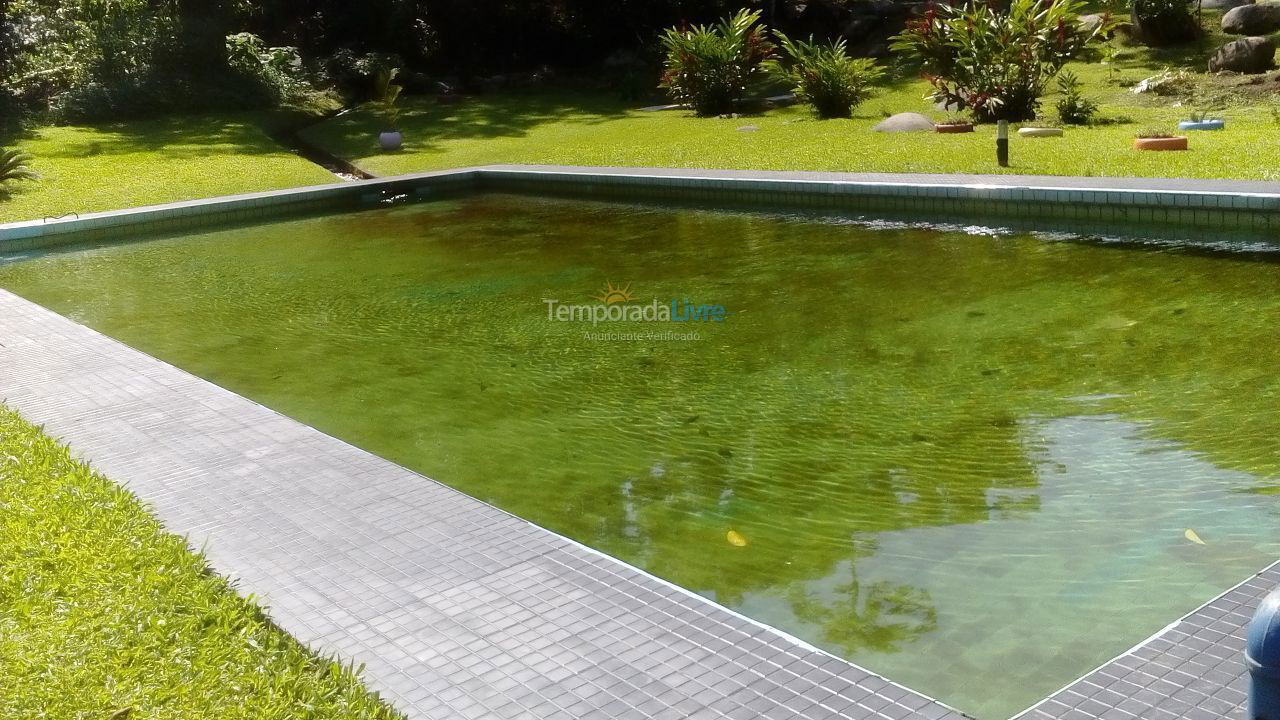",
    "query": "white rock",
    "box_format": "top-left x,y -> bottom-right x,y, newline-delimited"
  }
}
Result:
873,112 -> 935,133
